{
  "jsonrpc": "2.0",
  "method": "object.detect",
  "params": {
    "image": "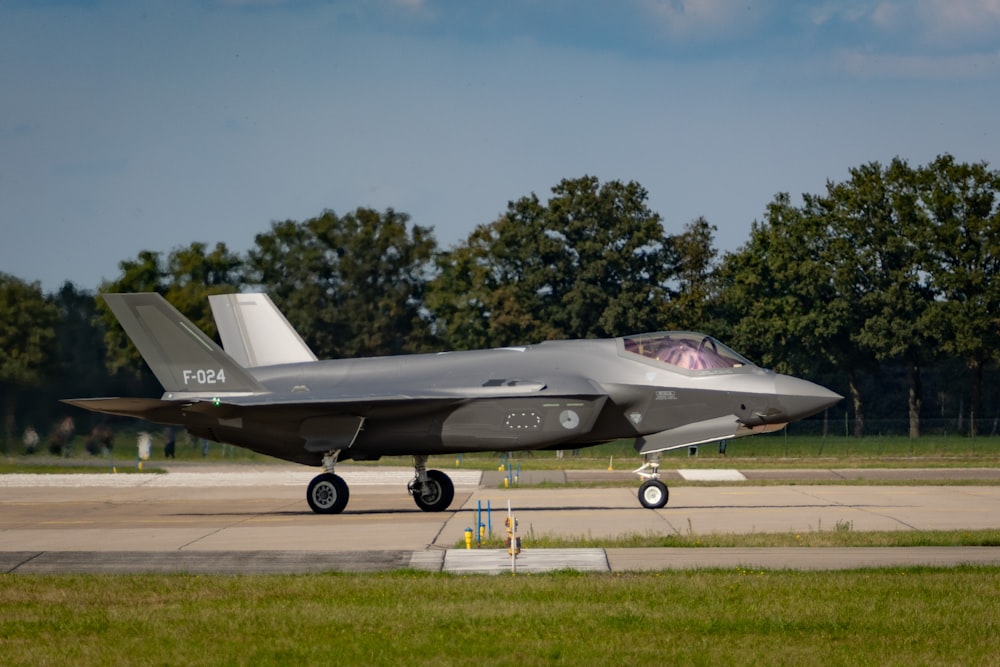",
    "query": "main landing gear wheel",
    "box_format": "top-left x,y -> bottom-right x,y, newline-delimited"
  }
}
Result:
307,473 -> 350,514
638,479 -> 669,509
411,469 -> 455,512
